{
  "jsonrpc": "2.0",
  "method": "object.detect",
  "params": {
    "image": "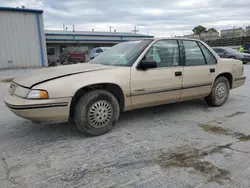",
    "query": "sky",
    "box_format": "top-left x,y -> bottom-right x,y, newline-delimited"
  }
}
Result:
1,0 -> 250,37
